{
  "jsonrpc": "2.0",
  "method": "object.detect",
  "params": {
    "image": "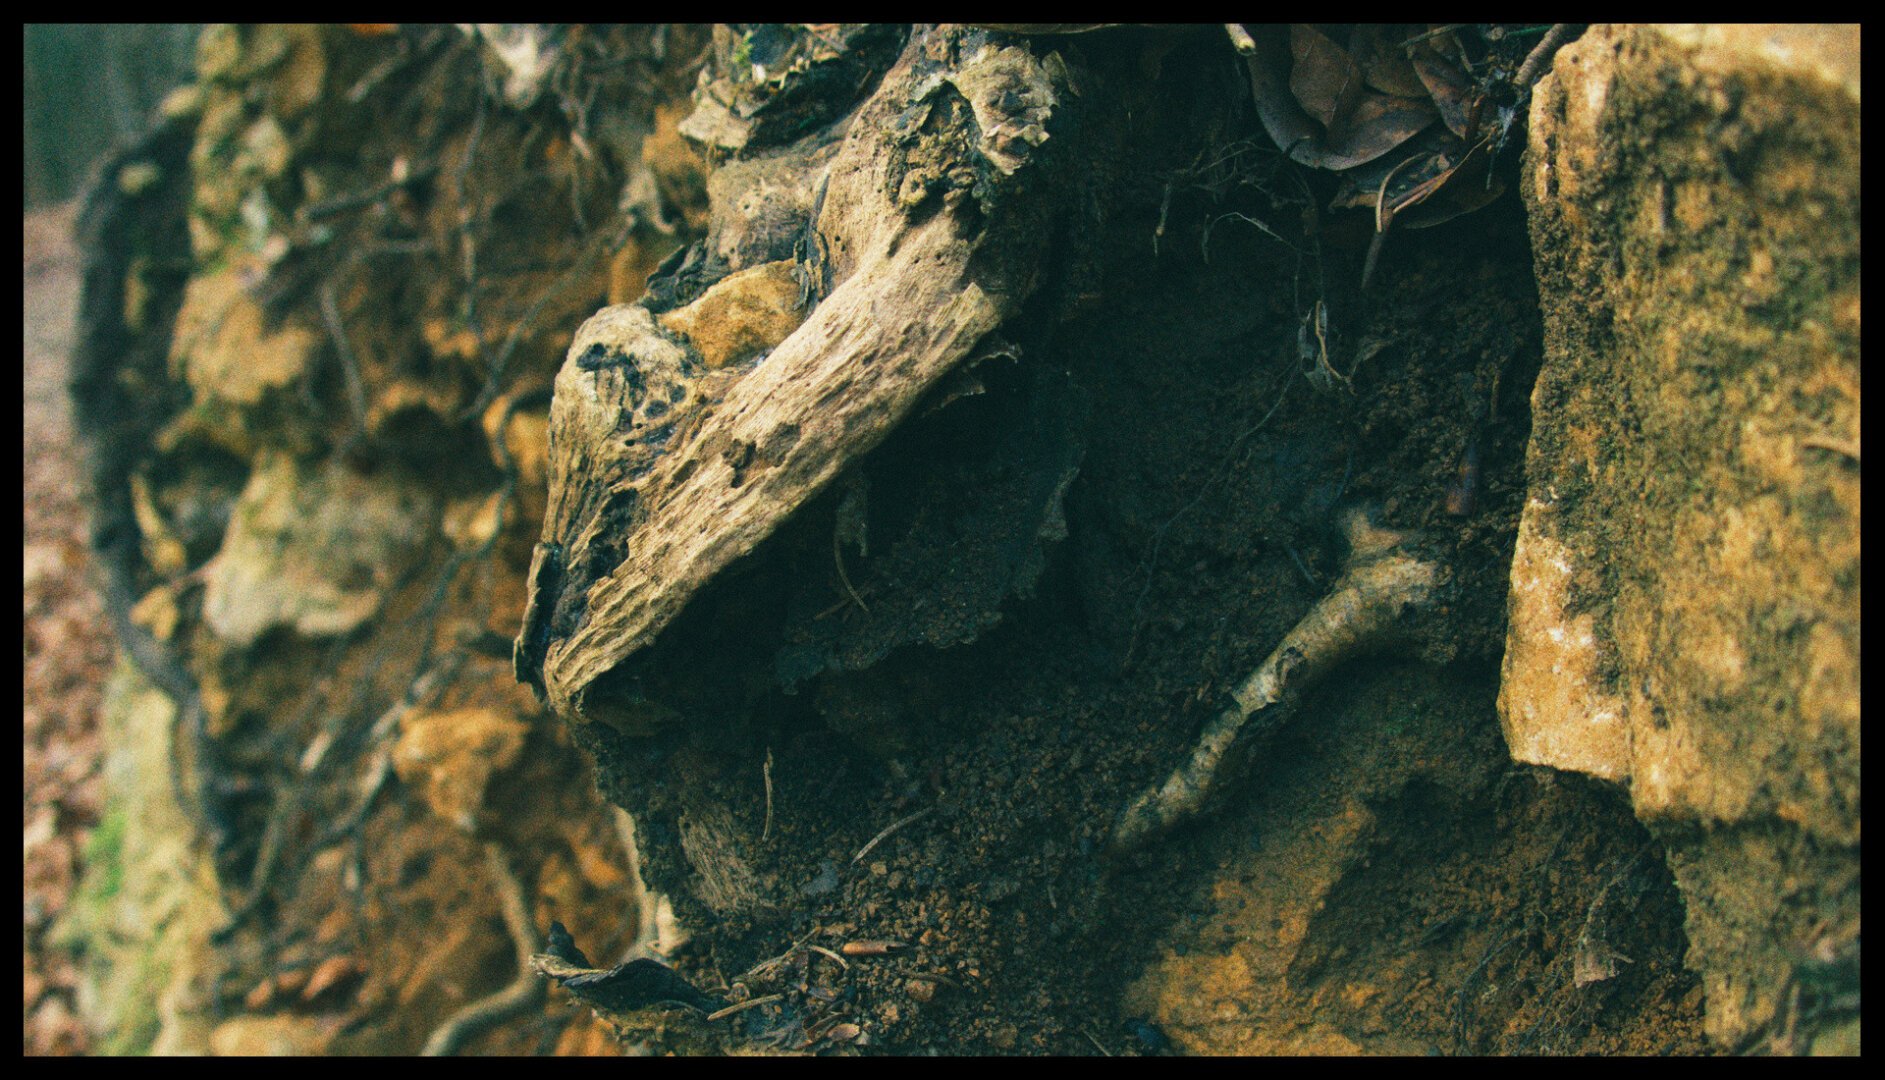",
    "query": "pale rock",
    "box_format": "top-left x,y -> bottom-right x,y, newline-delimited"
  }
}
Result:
209,1015 -> 339,1056
655,260 -> 806,371
201,452 -> 439,648
391,707 -> 529,833
169,269 -> 317,409
1509,23 -> 1859,1049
